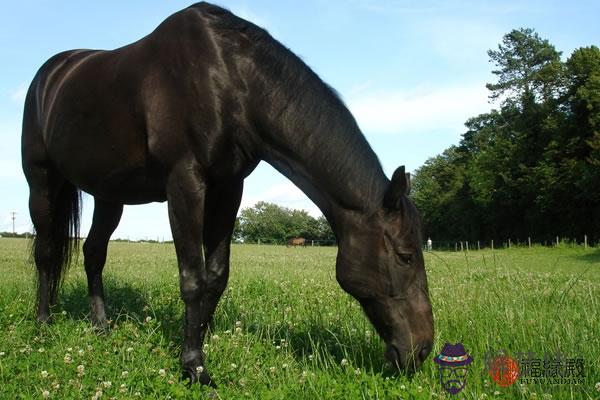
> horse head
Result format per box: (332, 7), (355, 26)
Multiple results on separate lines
(336, 165), (434, 371)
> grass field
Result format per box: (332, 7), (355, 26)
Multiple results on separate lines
(0, 238), (598, 399)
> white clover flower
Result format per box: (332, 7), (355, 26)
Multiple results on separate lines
(61, 310), (67, 316)
(122, 371), (129, 378)
(494, 391), (500, 396)
(77, 364), (85, 376)
(340, 359), (348, 366)
(92, 389), (103, 400)
(78, 349), (84, 356)
(400, 385), (406, 390)
(42, 390), (50, 398)
(158, 369), (166, 377)
(235, 321), (242, 327)
(145, 316), (152, 323)
(282, 363), (288, 369)
(126, 347), (133, 353)
(119, 384), (127, 393)
(235, 327), (242, 333)
(211, 335), (219, 341)
(224, 329), (231, 335)
(38, 347), (45, 353)
(595, 382), (600, 392)
(0, 352), (4, 356)
(63, 354), (73, 364)
(102, 381), (111, 388)
(275, 345), (281, 350)
(52, 383), (60, 390)
(354, 368), (361, 375)
(269, 366), (276, 373)
(230, 363), (237, 369)
(196, 366), (204, 374)
(41, 370), (49, 378)
(67, 347), (72, 352)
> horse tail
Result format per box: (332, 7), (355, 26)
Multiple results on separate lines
(29, 182), (82, 301)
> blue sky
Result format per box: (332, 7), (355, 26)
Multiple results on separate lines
(1, 1), (599, 239)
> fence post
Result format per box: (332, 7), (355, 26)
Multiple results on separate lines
(455, 242), (458, 252)
(477, 240), (480, 251)
(508, 238), (511, 249)
(584, 235), (588, 249)
(528, 237), (531, 248)
(556, 236), (559, 247)
(465, 241), (469, 251)
(491, 239), (494, 250)
(460, 242), (464, 252)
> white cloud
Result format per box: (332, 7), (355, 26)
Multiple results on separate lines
(10, 82), (28, 104)
(347, 84), (490, 135)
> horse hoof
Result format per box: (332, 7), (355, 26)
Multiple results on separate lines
(183, 368), (216, 387)
(36, 313), (52, 324)
(92, 318), (110, 331)
(92, 321), (110, 335)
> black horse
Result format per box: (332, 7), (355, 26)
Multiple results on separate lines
(22, 2), (433, 385)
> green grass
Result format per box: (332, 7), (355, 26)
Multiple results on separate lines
(0, 238), (598, 399)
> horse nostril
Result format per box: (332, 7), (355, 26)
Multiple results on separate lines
(419, 343), (432, 362)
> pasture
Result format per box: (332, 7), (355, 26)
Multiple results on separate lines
(0, 238), (598, 399)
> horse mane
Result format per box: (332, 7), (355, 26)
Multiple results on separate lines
(192, 2), (388, 211)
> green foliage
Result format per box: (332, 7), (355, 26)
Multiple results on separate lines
(1, 238), (598, 398)
(236, 202), (335, 245)
(413, 28), (600, 242)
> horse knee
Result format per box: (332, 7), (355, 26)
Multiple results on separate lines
(179, 274), (204, 302)
(206, 268), (228, 297)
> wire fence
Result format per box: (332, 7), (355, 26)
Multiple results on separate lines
(424, 235), (596, 252)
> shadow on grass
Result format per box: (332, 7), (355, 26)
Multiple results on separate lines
(57, 278), (184, 347)
(215, 299), (406, 379)
(57, 280), (412, 381)
(574, 247), (600, 264)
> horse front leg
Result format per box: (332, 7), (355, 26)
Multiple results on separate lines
(166, 161), (213, 386)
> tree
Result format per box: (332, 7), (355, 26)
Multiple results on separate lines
(412, 29), (600, 243)
(486, 28), (563, 107)
(235, 202), (335, 244)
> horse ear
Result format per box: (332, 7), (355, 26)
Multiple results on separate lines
(384, 165), (410, 210)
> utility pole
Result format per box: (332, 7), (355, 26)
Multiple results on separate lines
(10, 211), (16, 234)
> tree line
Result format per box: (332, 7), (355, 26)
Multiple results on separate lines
(233, 201), (335, 245)
(412, 28), (600, 243)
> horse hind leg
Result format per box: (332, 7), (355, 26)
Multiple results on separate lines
(83, 199), (123, 329)
(26, 165), (81, 323)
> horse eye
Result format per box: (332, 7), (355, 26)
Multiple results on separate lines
(398, 253), (413, 265)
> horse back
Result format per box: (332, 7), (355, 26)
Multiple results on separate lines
(23, 3), (261, 203)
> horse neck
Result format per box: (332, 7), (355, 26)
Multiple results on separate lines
(250, 73), (388, 234)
